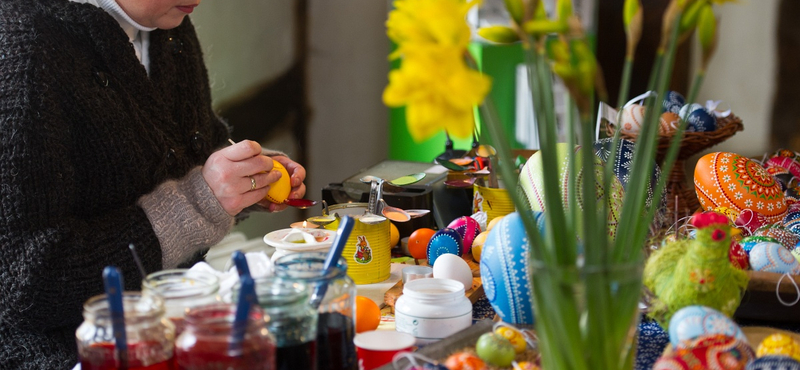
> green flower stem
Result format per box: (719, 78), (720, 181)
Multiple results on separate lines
(617, 56), (635, 108)
(686, 70), (706, 107)
(646, 52), (664, 92)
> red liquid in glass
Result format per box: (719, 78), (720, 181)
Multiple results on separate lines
(316, 312), (356, 370)
(80, 342), (174, 370)
(276, 341), (317, 370)
(175, 338), (275, 370)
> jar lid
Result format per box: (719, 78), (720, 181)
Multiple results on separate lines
(402, 277), (465, 300)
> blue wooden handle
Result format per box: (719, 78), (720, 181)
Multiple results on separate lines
(230, 275), (256, 354)
(232, 250), (251, 277)
(102, 266), (128, 369)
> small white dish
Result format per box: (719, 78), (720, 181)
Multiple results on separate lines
(263, 228), (337, 252)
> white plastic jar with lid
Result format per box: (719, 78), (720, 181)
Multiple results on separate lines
(394, 277), (472, 344)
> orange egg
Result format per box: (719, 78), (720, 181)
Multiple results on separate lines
(694, 152), (787, 224)
(408, 228), (436, 260)
(355, 296), (381, 333)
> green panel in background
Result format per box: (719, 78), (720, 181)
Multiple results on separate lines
(388, 41), (526, 162)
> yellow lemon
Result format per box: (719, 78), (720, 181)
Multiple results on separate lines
(389, 223), (400, 248)
(265, 160), (291, 204)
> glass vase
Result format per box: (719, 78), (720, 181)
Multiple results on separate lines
(530, 261), (643, 370)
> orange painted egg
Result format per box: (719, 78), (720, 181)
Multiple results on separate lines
(659, 112), (681, 135)
(694, 152), (788, 225)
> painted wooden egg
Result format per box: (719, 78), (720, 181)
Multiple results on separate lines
(784, 211), (800, 235)
(663, 90), (686, 114)
(747, 355), (800, 370)
(480, 212), (543, 325)
(768, 154), (800, 180)
(668, 305), (747, 347)
(427, 228), (462, 266)
(749, 241), (800, 274)
(447, 216), (481, 255)
(654, 334), (753, 370)
(757, 333), (800, 361)
(593, 138), (662, 209)
(620, 104), (646, 135)
(754, 224), (800, 251)
(660, 112), (681, 135)
(735, 209), (768, 235)
(694, 152), (788, 225)
(679, 103), (717, 132)
(740, 235), (779, 255)
(520, 143), (625, 238)
(729, 240), (749, 270)
(444, 352), (487, 370)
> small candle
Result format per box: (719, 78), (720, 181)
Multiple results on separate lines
(290, 220), (319, 229)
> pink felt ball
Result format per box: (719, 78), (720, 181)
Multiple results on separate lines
(447, 216), (482, 255)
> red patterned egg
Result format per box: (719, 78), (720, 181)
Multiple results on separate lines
(729, 240), (749, 270)
(620, 104), (646, 135)
(695, 152), (788, 225)
(768, 153), (800, 179)
(447, 216), (481, 255)
(754, 224), (800, 251)
(653, 334), (754, 370)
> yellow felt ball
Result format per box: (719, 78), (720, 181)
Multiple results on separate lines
(494, 326), (526, 353)
(472, 231), (488, 262)
(389, 223), (400, 248)
(265, 160), (291, 204)
(757, 333), (800, 361)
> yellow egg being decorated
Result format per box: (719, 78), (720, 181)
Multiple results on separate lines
(757, 333), (800, 361)
(471, 231), (488, 262)
(494, 326), (526, 353)
(265, 160), (291, 204)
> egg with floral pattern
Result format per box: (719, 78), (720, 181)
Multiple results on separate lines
(663, 91), (686, 114)
(654, 334), (754, 370)
(668, 305), (747, 347)
(593, 138), (662, 210)
(749, 242), (800, 274)
(784, 211), (800, 235)
(480, 212), (544, 325)
(729, 240), (749, 270)
(426, 228), (462, 266)
(754, 224), (800, 251)
(747, 355), (800, 370)
(757, 333), (800, 361)
(695, 152), (788, 225)
(680, 103), (717, 132)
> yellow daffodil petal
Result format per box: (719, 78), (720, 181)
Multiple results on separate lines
(478, 26), (521, 44)
(503, 0), (525, 24)
(523, 19), (569, 36)
(697, 3), (716, 52)
(387, 0), (476, 49)
(623, 0), (641, 28)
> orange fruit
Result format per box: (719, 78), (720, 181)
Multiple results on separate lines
(355, 296), (381, 333)
(408, 228), (436, 260)
(265, 160), (291, 204)
(389, 223), (400, 248)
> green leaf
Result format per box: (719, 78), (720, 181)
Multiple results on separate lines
(556, 0), (574, 21)
(503, 0), (525, 24)
(477, 26), (521, 44)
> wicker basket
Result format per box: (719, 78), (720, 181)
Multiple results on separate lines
(606, 113), (744, 219)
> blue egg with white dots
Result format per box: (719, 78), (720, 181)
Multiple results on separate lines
(662, 91), (685, 114)
(679, 103), (717, 132)
(784, 211), (800, 235)
(426, 228), (462, 266)
(747, 355), (800, 370)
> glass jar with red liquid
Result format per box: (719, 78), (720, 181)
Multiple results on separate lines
(231, 277), (319, 370)
(274, 252), (357, 370)
(76, 292), (175, 370)
(174, 303), (275, 370)
(142, 269), (220, 336)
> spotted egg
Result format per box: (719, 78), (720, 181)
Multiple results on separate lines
(747, 355), (800, 370)
(620, 104), (646, 135)
(749, 241), (800, 274)
(520, 143), (625, 238)
(663, 90), (686, 114)
(668, 305), (747, 347)
(447, 216), (481, 255)
(426, 228), (462, 266)
(757, 333), (800, 362)
(480, 212), (544, 325)
(740, 235), (779, 255)
(754, 224), (800, 251)
(694, 152), (788, 225)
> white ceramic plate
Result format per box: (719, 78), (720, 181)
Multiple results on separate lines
(262, 228), (337, 252)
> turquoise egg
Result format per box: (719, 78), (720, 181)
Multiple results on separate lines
(749, 241), (800, 274)
(426, 228), (462, 266)
(668, 305), (746, 347)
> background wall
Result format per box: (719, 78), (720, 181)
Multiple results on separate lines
(189, 0), (778, 239)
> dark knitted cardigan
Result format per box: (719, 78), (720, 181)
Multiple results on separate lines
(0, 0), (231, 368)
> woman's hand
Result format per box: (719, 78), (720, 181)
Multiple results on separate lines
(201, 140), (281, 216)
(259, 156), (308, 212)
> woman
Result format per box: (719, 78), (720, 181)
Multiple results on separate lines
(0, 0), (307, 368)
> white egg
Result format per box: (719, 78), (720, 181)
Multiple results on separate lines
(432, 253), (473, 291)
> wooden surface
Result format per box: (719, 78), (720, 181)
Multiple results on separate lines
(734, 271), (800, 323)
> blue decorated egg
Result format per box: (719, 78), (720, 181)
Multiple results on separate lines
(679, 103), (717, 132)
(480, 212), (544, 325)
(447, 216), (482, 255)
(427, 228), (462, 266)
(784, 212), (800, 235)
(747, 355), (800, 370)
(668, 305), (746, 347)
(663, 90), (686, 114)
(519, 143), (625, 238)
(749, 241), (800, 274)
(740, 235), (779, 255)
(593, 138), (663, 209)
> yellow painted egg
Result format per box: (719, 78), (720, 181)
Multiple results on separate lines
(471, 231), (488, 262)
(694, 152), (788, 225)
(494, 326), (527, 353)
(487, 215), (504, 231)
(757, 333), (800, 361)
(265, 160), (291, 204)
